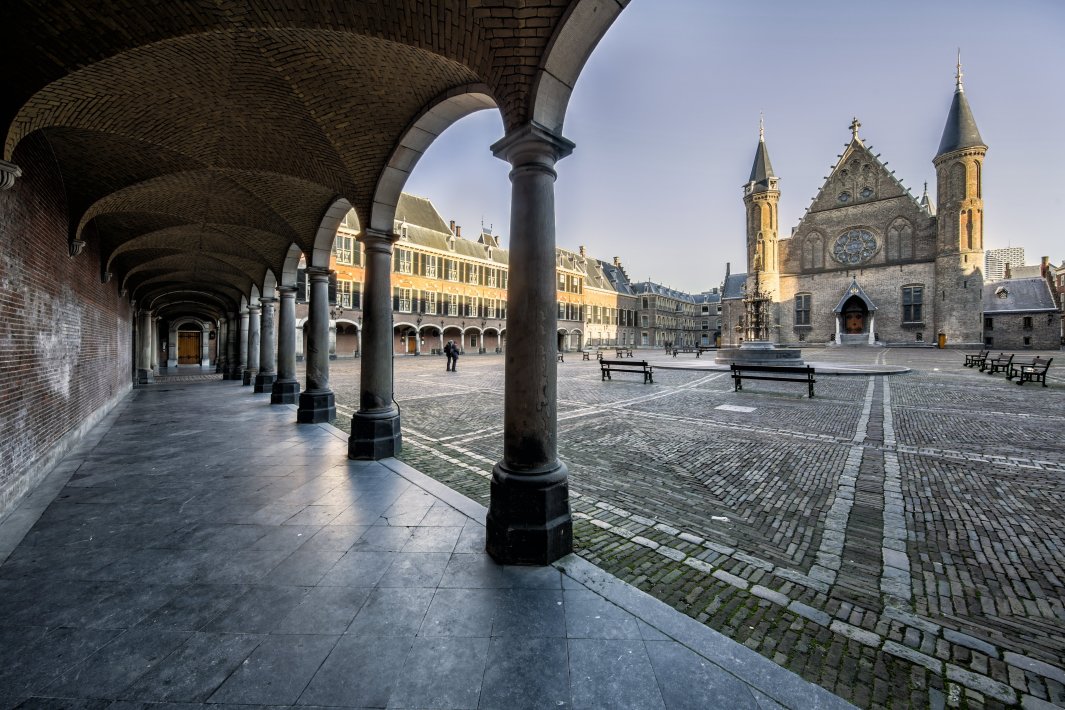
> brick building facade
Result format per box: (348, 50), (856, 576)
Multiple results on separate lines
(743, 68), (988, 348)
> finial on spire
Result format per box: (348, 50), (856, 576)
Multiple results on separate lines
(956, 48), (963, 92)
(849, 117), (861, 140)
(923, 181), (928, 195)
(759, 112), (764, 141)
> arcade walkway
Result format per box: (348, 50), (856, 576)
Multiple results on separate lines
(0, 381), (851, 709)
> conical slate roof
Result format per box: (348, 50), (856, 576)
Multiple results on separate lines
(748, 138), (776, 192)
(937, 83), (984, 156)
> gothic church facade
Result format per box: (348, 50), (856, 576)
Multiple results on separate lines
(745, 65), (986, 347)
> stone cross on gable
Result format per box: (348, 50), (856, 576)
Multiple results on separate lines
(850, 117), (861, 139)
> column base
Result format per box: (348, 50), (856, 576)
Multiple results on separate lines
(297, 390), (335, 423)
(486, 461), (572, 565)
(242, 370), (255, 386)
(271, 379), (300, 405)
(253, 372), (276, 393)
(136, 368), (154, 385)
(348, 409), (402, 460)
(215, 362), (225, 374)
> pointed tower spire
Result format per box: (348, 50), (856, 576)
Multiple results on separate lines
(747, 115), (776, 193)
(937, 52), (984, 156)
(920, 181), (936, 216)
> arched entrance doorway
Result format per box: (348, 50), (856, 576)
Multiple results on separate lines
(177, 325), (202, 364)
(841, 295), (868, 334)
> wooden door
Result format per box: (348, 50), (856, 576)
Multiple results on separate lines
(178, 331), (201, 364)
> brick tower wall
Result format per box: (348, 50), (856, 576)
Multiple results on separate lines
(0, 133), (133, 518)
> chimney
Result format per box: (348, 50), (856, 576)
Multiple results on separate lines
(1004, 262), (1012, 279)
(1042, 256), (1050, 277)
(449, 220), (455, 233)
(613, 256), (621, 267)
(579, 245), (586, 258)
(455, 225), (462, 238)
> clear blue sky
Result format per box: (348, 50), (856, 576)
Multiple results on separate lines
(404, 0), (1065, 294)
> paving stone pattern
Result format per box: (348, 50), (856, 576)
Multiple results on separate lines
(0, 378), (855, 709)
(329, 347), (1065, 709)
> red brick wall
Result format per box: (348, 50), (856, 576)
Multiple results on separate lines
(0, 133), (133, 516)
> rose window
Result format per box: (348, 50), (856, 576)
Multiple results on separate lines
(831, 229), (878, 265)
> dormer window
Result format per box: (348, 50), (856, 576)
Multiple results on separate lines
(995, 286), (1009, 299)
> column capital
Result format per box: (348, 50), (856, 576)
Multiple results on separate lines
(277, 285), (298, 296)
(305, 266), (332, 281)
(259, 296), (278, 305)
(360, 229), (398, 254)
(247, 303), (262, 314)
(0, 159), (22, 191)
(491, 121), (575, 168)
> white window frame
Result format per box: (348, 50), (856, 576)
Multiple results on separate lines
(398, 250), (413, 275)
(426, 256), (438, 278)
(399, 288), (412, 313)
(448, 294), (459, 316)
(338, 280), (353, 308)
(425, 291), (437, 315)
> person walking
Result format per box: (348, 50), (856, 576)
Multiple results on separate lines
(451, 340), (460, 372)
(444, 339), (455, 371)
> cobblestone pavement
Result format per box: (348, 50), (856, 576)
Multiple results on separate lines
(321, 346), (1065, 709)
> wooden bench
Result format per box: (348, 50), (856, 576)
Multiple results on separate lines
(1009, 357), (1053, 387)
(671, 347), (696, 357)
(983, 353), (1013, 375)
(731, 363), (816, 398)
(697, 346), (715, 357)
(601, 359), (653, 384)
(964, 349), (989, 368)
(557, 352), (564, 363)
(615, 348), (634, 358)
(582, 351), (591, 361)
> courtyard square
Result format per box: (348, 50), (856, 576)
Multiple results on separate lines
(326, 347), (1065, 709)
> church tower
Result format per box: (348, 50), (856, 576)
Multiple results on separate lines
(743, 117), (781, 340)
(933, 55), (986, 346)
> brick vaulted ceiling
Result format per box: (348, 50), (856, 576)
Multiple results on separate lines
(1, 0), (624, 314)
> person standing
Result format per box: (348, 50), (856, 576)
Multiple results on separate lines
(444, 339), (455, 372)
(451, 340), (460, 372)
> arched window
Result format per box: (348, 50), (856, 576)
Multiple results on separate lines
(889, 218), (913, 261)
(950, 163), (966, 202)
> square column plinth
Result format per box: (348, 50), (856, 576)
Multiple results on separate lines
(297, 390), (335, 424)
(349, 411), (402, 460)
(486, 462), (572, 566)
(253, 373), (276, 393)
(270, 380), (300, 405)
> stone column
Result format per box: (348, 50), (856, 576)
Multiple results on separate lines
(151, 317), (161, 374)
(226, 311), (241, 380)
(349, 230), (401, 459)
(329, 321), (337, 360)
(243, 304), (260, 386)
(136, 310), (154, 384)
(254, 297), (278, 393)
(297, 267), (336, 422)
(271, 286), (301, 404)
(486, 123), (574, 565)
(167, 323), (178, 368)
(237, 308), (250, 378)
(834, 314), (841, 345)
(868, 313), (876, 345)
(216, 318), (227, 373)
